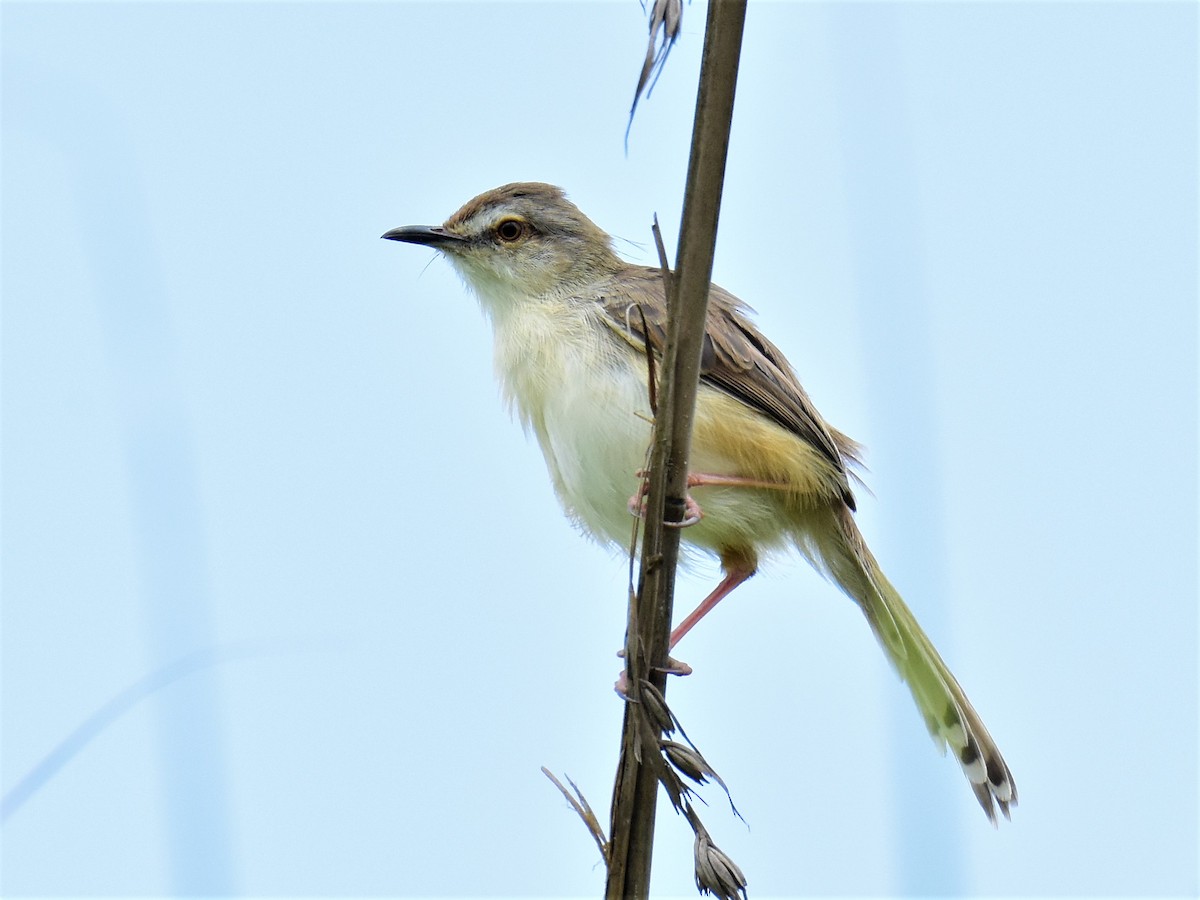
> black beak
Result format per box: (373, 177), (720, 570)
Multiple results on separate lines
(380, 225), (467, 246)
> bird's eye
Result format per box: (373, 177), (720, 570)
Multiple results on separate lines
(495, 219), (525, 243)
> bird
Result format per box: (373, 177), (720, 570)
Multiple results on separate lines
(382, 181), (1017, 823)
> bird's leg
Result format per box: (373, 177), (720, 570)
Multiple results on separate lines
(681, 472), (793, 492)
(669, 563), (756, 650)
(614, 555), (756, 696)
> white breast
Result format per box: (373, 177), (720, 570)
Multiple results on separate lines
(491, 299), (653, 548)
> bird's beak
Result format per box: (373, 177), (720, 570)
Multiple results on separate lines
(380, 225), (467, 247)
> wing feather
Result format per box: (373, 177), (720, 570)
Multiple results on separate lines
(591, 266), (859, 507)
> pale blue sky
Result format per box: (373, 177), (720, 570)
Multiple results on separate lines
(2, 2), (1196, 897)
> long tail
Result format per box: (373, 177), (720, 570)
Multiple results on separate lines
(797, 505), (1017, 823)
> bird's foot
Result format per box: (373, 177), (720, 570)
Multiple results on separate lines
(613, 652), (693, 697)
(627, 469), (794, 526)
(626, 481), (704, 527)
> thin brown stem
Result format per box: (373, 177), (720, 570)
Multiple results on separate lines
(605, 2), (748, 897)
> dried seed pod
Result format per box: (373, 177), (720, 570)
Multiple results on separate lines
(694, 829), (748, 900)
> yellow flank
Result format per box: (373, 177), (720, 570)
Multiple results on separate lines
(692, 387), (847, 507)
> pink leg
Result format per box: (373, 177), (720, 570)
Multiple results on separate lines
(668, 564), (756, 650)
(684, 472), (790, 492)
(614, 556), (756, 695)
(633, 470), (791, 493)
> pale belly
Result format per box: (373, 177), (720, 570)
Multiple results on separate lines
(495, 314), (794, 559)
(530, 349), (654, 548)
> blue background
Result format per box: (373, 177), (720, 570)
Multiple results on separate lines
(3, 2), (1196, 896)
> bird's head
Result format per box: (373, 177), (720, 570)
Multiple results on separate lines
(382, 183), (623, 314)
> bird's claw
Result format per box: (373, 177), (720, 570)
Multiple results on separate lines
(666, 495), (703, 528)
(614, 653), (694, 697)
(627, 484), (704, 528)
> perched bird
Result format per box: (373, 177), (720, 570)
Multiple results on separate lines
(383, 182), (1016, 822)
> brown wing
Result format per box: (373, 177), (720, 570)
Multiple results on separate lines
(594, 266), (859, 508)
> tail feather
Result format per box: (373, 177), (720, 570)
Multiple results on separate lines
(796, 506), (1018, 823)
